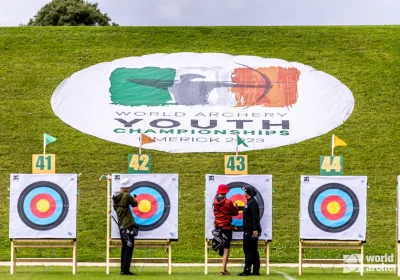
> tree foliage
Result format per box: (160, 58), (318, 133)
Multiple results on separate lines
(28, 0), (118, 26)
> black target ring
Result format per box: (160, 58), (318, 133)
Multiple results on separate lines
(17, 181), (69, 231)
(308, 183), (359, 233)
(226, 181), (265, 232)
(128, 181), (170, 231)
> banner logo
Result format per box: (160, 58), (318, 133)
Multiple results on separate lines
(51, 53), (354, 153)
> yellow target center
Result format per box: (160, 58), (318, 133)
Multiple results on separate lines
(327, 201), (340, 214)
(36, 199), (50, 212)
(138, 200), (152, 213)
(235, 200), (245, 212)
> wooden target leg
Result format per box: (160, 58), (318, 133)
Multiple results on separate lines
(106, 178), (110, 275)
(360, 243), (364, 276)
(168, 241), (172, 275)
(72, 240), (77, 274)
(204, 240), (208, 275)
(298, 240), (302, 276)
(266, 241), (270, 275)
(10, 240), (16, 274)
(397, 243), (400, 277)
(106, 238), (110, 274)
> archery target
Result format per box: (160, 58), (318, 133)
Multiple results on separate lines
(128, 181), (170, 231)
(111, 174), (178, 240)
(225, 182), (265, 231)
(300, 176), (367, 241)
(205, 175), (272, 241)
(9, 174), (77, 239)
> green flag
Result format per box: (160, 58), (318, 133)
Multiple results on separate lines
(237, 135), (248, 147)
(44, 133), (57, 146)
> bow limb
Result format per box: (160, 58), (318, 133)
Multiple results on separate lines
(236, 63), (273, 107)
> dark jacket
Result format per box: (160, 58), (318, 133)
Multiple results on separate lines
(242, 197), (261, 233)
(213, 196), (239, 230)
(112, 192), (138, 229)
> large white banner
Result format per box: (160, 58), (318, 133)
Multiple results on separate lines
(51, 53), (354, 153)
(300, 176), (367, 241)
(205, 174), (272, 241)
(111, 174), (178, 240)
(9, 174), (77, 239)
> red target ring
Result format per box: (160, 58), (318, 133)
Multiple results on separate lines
(230, 193), (246, 220)
(132, 194), (158, 219)
(30, 194), (56, 218)
(321, 195), (347, 220)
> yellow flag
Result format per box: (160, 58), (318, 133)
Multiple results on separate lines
(333, 135), (347, 148)
(141, 133), (156, 145)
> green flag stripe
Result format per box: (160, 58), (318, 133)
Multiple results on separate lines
(237, 135), (248, 147)
(45, 134), (57, 146)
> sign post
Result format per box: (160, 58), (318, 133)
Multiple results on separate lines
(32, 154), (56, 174)
(320, 156), (343, 176)
(128, 154), (151, 174)
(224, 155), (248, 175)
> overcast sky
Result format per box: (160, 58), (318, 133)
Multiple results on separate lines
(0, 0), (399, 26)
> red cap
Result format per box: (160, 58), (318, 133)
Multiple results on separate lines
(216, 184), (229, 194)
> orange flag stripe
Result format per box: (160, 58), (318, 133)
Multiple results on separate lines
(141, 133), (156, 145)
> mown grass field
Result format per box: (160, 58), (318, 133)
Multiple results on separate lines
(0, 266), (398, 279)
(0, 26), (400, 264)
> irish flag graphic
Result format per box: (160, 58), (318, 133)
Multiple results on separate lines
(109, 66), (300, 108)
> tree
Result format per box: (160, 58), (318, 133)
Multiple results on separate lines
(28, 0), (118, 26)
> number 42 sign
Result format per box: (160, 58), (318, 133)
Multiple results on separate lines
(320, 156), (343, 176)
(128, 154), (151, 174)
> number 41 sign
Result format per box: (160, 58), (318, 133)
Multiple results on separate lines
(320, 156), (343, 176)
(32, 154), (56, 174)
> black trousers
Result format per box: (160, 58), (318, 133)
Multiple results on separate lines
(243, 232), (260, 274)
(120, 229), (135, 274)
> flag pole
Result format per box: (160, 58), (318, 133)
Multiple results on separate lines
(139, 136), (142, 155)
(43, 134), (46, 155)
(331, 134), (334, 156)
(236, 137), (239, 156)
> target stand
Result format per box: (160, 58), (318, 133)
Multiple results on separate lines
(298, 239), (364, 276)
(9, 172), (78, 275)
(10, 239), (77, 274)
(298, 175), (367, 276)
(204, 239), (270, 275)
(105, 177), (174, 275)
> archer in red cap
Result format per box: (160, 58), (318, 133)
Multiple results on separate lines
(216, 184), (229, 194)
(213, 184), (240, 275)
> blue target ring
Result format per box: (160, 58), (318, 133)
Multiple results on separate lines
(128, 181), (170, 231)
(226, 182), (264, 232)
(17, 181), (69, 231)
(308, 183), (359, 233)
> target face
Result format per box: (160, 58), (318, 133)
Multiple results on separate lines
(308, 183), (359, 233)
(17, 181), (69, 231)
(128, 181), (170, 231)
(226, 182), (264, 231)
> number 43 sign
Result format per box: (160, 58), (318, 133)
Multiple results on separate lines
(224, 155), (248, 175)
(320, 156), (343, 176)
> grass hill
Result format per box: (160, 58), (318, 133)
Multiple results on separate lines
(0, 26), (399, 263)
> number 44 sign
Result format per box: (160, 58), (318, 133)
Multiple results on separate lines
(224, 155), (248, 175)
(32, 154), (56, 174)
(320, 156), (343, 176)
